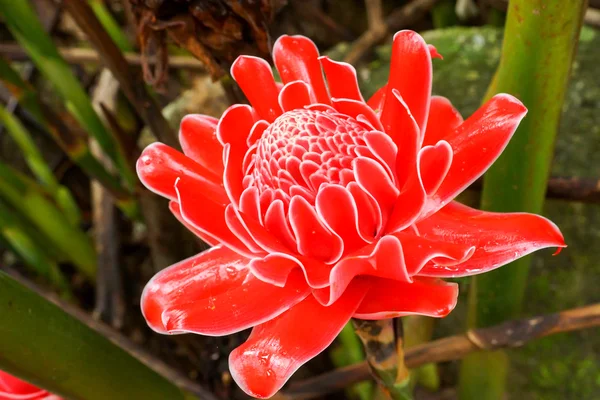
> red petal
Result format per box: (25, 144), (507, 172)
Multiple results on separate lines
(264, 200), (297, 251)
(315, 184), (367, 255)
(354, 277), (458, 319)
(229, 281), (369, 399)
(278, 80), (314, 112)
(330, 98), (384, 131)
(380, 30), (432, 135)
(249, 252), (331, 289)
(141, 246), (310, 335)
(385, 89), (420, 189)
(422, 96), (463, 147)
(179, 114), (224, 176)
(419, 140), (453, 195)
(169, 201), (219, 246)
(231, 56), (282, 122)
(354, 156), (399, 222)
(347, 182), (382, 241)
(175, 175), (253, 257)
(312, 235), (409, 306)
(319, 56), (363, 101)
(137, 143), (225, 203)
(416, 201), (566, 277)
(428, 44), (443, 60)
(363, 131), (398, 179)
(224, 205), (265, 254)
(423, 94), (527, 217)
(0, 371), (47, 399)
(273, 35), (330, 104)
(288, 196), (343, 263)
(367, 85), (386, 111)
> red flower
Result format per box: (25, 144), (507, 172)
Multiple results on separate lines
(137, 31), (565, 398)
(0, 370), (60, 400)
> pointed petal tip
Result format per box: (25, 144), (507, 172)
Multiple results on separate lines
(490, 93), (528, 117)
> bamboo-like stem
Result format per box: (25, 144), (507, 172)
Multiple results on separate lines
(278, 303), (600, 400)
(460, 1), (588, 399)
(353, 319), (412, 400)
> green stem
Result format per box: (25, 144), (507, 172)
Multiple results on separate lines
(331, 323), (373, 400)
(88, 0), (133, 52)
(0, 271), (199, 400)
(459, 1), (588, 399)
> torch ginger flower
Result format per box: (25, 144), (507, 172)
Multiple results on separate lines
(0, 370), (60, 400)
(137, 31), (565, 398)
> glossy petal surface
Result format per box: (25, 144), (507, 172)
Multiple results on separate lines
(229, 281), (369, 398)
(0, 370), (55, 400)
(416, 201), (566, 277)
(141, 246), (310, 335)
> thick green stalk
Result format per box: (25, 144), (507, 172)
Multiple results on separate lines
(0, 56), (139, 219)
(0, 162), (96, 280)
(459, 1), (587, 399)
(0, 105), (81, 226)
(403, 316), (439, 391)
(0, 271), (197, 400)
(0, 199), (70, 296)
(0, 0), (136, 189)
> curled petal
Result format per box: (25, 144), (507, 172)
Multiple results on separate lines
(315, 184), (367, 255)
(423, 94), (527, 217)
(248, 252), (331, 289)
(363, 131), (398, 180)
(313, 235), (409, 306)
(137, 143), (225, 203)
(217, 104), (256, 148)
(169, 201), (219, 246)
(264, 200), (297, 251)
(229, 280), (369, 399)
(367, 85), (386, 112)
(319, 56), (363, 101)
(422, 96), (463, 147)
(419, 140), (453, 195)
(224, 205), (265, 254)
(354, 277), (459, 319)
(273, 35), (330, 104)
(288, 196), (344, 263)
(278, 80), (314, 112)
(330, 98), (384, 131)
(179, 115), (224, 176)
(231, 56), (282, 122)
(347, 182), (382, 241)
(381, 30), (432, 134)
(416, 201), (566, 277)
(176, 176), (252, 257)
(428, 44), (443, 59)
(386, 89), (420, 189)
(354, 157), (399, 222)
(141, 245), (310, 335)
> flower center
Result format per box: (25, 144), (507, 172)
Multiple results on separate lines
(246, 109), (372, 204)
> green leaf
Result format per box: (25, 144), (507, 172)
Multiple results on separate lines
(0, 104), (81, 226)
(0, 162), (96, 280)
(0, 0), (136, 189)
(0, 271), (198, 400)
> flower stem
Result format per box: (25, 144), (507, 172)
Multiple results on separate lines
(353, 318), (412, 400)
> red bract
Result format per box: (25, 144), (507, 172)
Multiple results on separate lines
(138, 31), (565, 398)
(0, 370), (60, 400)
